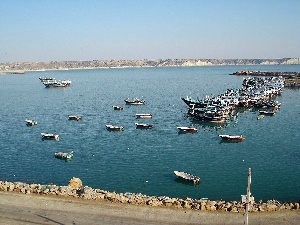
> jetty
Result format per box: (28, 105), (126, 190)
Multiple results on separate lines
(231, 70), (300, 87)
(231, 70), (300, 77)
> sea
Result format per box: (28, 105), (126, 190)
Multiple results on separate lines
(0, 65), (299, 202)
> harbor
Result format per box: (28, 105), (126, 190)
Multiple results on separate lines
(0, 65), (299, 203)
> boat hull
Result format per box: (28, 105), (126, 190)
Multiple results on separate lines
(174, 171), (200, 184)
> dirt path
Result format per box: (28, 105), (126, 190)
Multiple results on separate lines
(0, 192), (299, 225)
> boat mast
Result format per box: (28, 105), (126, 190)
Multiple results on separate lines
(244, 168), (252, 225)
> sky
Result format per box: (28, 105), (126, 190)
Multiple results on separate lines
(0, 0), (299, 63)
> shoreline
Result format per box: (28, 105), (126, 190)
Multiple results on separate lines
(1, 179), (299, 214)
(1, 58), (299, 74)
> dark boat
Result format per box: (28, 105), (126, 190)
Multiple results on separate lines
(106, 125), (124, 131)
(68, 115), (82, 121)
(258, 110), (276, 116)
(113, 105), (124, 110)
(41, 133), (59, 141)
(135, 123), (153, 129)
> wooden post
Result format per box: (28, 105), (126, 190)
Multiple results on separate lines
(244, 168), (252, 225)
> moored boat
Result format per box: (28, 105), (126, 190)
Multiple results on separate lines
(54, 151), (73, 160)
(43, 79), (71, 88)
(219, 134), (245, 142)
(124, 98), (145, 105)
(177, 126), (198, 133)
(258, 110), (276, 116)
(113, 105), (124, 110)
(25, 119), (37, 126)
(68, 115), (82, 121)
(41, 133), (59, 141)
(39, 77), (55, 82)
(106, 125), (124, 131)
(136, 113), (152, 119)
(174, 170), (200, 184)
(135, 123), (153, 129)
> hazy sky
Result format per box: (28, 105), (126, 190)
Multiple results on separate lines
(1, 0), (299, 62)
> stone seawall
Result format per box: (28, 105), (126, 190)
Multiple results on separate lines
(0, 179), (299, 213)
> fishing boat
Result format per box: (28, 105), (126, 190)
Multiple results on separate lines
(54, 151), (73, 160)
(68, 115), (82, 121)
(177, 126), (198, 133)
(135, 123), (153, 129)
(174, 170), (200, 184)
(219, 134), (245, 142)
(124, 98), (145, 105)
(41, 133), (59, 141)
(136, 113), (152, 119)
(25, 119), (37, 126)
(106, 125), (124, 131)
(113, 105), (123, 110)
(39, 77), (55, 82)
(258, 110), (276, 116)
(43, 80), (71, 88)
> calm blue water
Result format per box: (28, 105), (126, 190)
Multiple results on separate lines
(0, 65), (299, 202)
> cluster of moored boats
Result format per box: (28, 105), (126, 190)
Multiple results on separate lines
(39, 77), (71, 88)
(181, 76), (283, 138)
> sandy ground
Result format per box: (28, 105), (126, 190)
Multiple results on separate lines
(0, 192), (299, 225)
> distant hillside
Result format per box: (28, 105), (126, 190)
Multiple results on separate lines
(0, 58), (299, 72)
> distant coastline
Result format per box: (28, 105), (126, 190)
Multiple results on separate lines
(0, 58), (299, 74)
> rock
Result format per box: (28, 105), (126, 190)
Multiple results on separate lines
(68, 177), (82, 189)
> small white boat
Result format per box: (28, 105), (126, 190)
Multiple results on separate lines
(219, 134), (245, 142)
(54, 151), (73, 160)
(43, 80), (71, 88)
(136, 113), (152, 119)
(135, 123), (153, 129)
(68, 115), (82, 121)
(41, 133), (60, 141)
(177, 126), (198, 133)
(25, 119), (37, 126)
(124, 98), (145, 105)
(174, 171), (200, 184)
(106, 125), (124, 131)
(113, 105), (124, 110)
